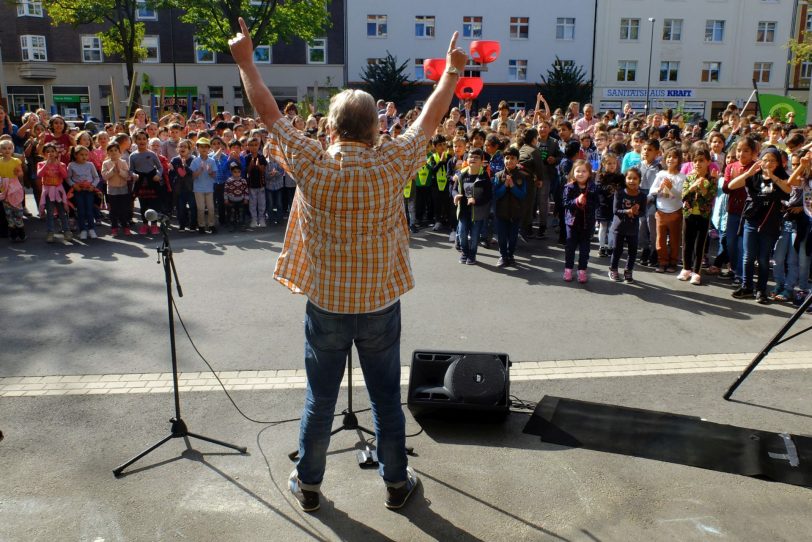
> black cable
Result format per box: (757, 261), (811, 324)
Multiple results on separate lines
(509, 395), (538, 412)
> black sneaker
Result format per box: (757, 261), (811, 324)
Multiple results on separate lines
(409, 224), (419, 233)
(385, 466), (419, 510)
(198, 227), (206, 234)
(756, 291), (770, 305)
(624, 270), (634, 283)
(289, 470), (320, 512)
(608, 269), (621, 282)
(732, 287), (754, 299)
(208, 226), (217, 234)
(496, 257), (507, 268)
(459, 255), (468, 264)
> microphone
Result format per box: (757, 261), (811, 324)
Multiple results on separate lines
(144, 209), (171, 223)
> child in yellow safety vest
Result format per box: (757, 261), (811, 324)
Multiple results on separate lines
(414, 138), (436, 227)
(428, 134), (452, 232)
(403, 141), (431, 233)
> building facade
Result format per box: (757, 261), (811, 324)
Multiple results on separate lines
(345, 0), (596, 111)
(593, 0), (797, 121)
(1, 0), (346, 121)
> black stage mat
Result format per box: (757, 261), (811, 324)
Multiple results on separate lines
(523, 396), (811, 487)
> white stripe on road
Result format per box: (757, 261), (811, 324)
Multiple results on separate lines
(1, 351), (810, 397)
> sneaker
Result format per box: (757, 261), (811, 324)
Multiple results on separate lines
(198, 227), (206, 234)
(46, 231), (55, 243)
(756, 290), (770, 305)
(208, 226), (217, 234)
(608, 269), (621, 282)
(665, 266), (677, 273)
(577, 270), (588, 284)
(385, 466), (419, 510)
(677, 269), (692, 281)
(563, 268), (574, 282)
(410, 224), (420, 233)
(508, 257), (516, 266)
(63, 230), (73, 242)
(138, 224), (149, 235)
(793, 290), (810, 307)
(124, 228), (133, 236)
(79, 230), (88, 240)
(465, 258), (477, 265)
(655, 266), (666, 273)
(623, 270), (634, 283)
(773, 289), (793, 303)
(88, 229), (98, 239)
(288, 470), (320, 512)
(732, 277), (742, 286)
(598, 247), (607, 257)
(496, 257), (507, 268)
(432, 223), (442, 232)
(459, 255), (468, 264)
(536, 231), (547, 239)
(689, 273), (701, 286)
(732, 287), (754, 299)
(111, 227), (119, 236)
(150, 224), (160, 235)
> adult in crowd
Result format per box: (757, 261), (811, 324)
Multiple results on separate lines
(574, 103), (598, 137)
(229, 17), (467, 512)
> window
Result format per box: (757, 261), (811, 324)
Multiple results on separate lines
(801, 62), (812, 80)
(233, 86), (243, 99)
(753, 62), (772, 83)
(705, 20), (725, 42)
(662, 19), (682, 41)
(81, 35), (102, 63)
(556, 18), (575, 40)
(617, 60), (637, 82)
(17, 0), (43, 17)
(659, 61), (679, 82)
(756, 21), (776, 43)
(141, 36), (159, 63)
(806, 13), (812, 32)
(620, 18), (640, 40)
(510, 17), (529, 39)
(307, 38), (326, 64)
(415, 58), (425, 80)
(253, 45), (271, 64)
(415, 16), (435, 38)
(208, 86), (224, 99)
(508, 59), (528, 81)
(701, 62), (721, 82)
(463, 58), (487, 77)
(194, 40), (215, 64)
(136, 0), (157, 20)
(462, 16), (483, 38)
(367, 15), (387, 38)
(20, 35), (47, 62)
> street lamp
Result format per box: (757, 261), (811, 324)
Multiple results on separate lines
(645, 17), (656, 115)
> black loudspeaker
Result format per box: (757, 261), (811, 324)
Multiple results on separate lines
(407, 350), (511, 418)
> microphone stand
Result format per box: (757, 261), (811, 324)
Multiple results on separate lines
(113, 220), (246, 477)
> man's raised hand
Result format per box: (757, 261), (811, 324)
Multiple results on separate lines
(446, 32), (467, 73)
(228, 17), (254, 67)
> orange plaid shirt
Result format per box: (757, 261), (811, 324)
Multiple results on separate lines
(269, 118), (428, 314)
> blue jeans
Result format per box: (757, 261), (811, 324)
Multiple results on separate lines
(457, 216), (484, 261)
(44, 197), (69, 233)
(297, 300), (407, 489)
(725, 213), (743, 280)
(495, 218), (519, 259)
(773, 222), (798, 291)
(265, 188), (284, 222)
(75, 191), (95, 231)
(565, 224), (592, 270)
(743, 221), (777, 293)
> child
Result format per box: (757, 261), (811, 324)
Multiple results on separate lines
(562, 159), (599, 282)
(621, 131), (645, 173)
(414, 141), (434, 227)
(649, 148), (686, 273)
(264, 145), (285, 226)
(722, 137), (758, 284)
(427, 134), (451, 231)
(452, 148), (492, 265)
(169, 139), (197, 231)
(242, 136), (267, 228)
(557, 141), (582, 244)
(224, 161), (249, 231)
(67, 145), (101, 239)
(190, 137), (218, 234)
(596, 152), (624, 257)
(637, 139), (662, 267)
(0, 140), (26, 241)
(129, 130), (164, 235)
(493, 146), (529, 267)
(679, 149), (718, 285)
(609, 167), (647, 282)
(101, 142), (133, 236)
(37, 143), (71, 243)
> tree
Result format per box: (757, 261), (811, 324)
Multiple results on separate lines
(537, 57), (593, 112)
(43, 0), (149, 107)
(360, 52), (418, 108)
(177, 0), (332, 114)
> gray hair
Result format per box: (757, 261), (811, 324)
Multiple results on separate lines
(327, 89), (378, 146)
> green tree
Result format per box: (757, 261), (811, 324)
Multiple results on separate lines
(360, 52), (418, 108)
(537, 57), (593, 112)
(176, 0), (332, 114)
(42, 0), (149, 99)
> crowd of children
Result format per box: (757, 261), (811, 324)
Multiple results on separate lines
(2, 97), (811, 308)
